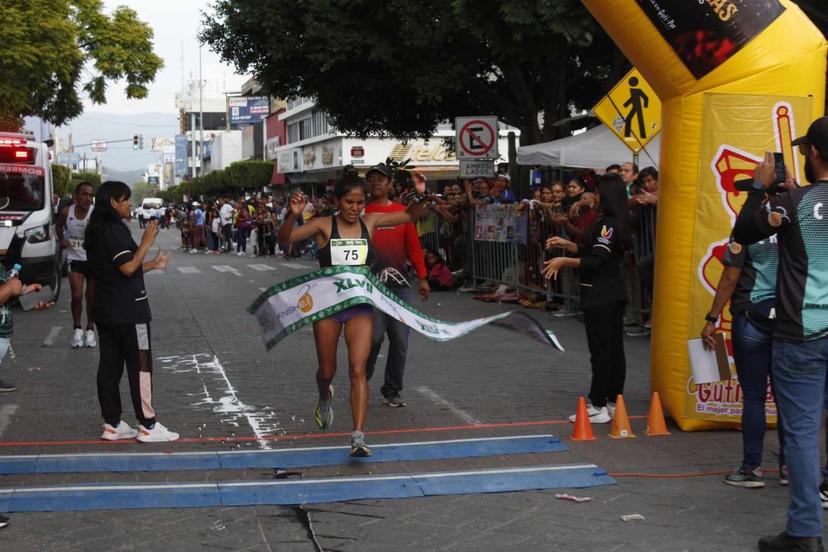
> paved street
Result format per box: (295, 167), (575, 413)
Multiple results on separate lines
(0, 223), (809, 551)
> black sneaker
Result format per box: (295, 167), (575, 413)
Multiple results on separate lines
(0, 513), (8, 529)
(724, 466), (765, 488)
(758, 532), (824, 552)
(382, 392), (406, 408)
(779, 465), (788, 486)
(0, 380), (16, 393)
(819, 482), (828, 509)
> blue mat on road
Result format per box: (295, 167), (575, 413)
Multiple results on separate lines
(0, 464), (616, 512)
(0, 435), (566, 474)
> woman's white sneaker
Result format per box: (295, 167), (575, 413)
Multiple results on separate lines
(136, 422), (180, 443)
(71, 328), (84, 348)
(84, 329), (96, 348)
(101, 421), (139, 441)
(568, 403), (612, 424)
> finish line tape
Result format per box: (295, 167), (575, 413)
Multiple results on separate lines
(0, 464), (615, 512)
(0, 434), (565, 475)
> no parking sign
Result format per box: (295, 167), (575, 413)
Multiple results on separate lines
(455, 116), (499, 160)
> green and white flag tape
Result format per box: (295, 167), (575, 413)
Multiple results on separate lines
(248, 266), (564, 352)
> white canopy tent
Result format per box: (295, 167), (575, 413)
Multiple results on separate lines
(516, 125), (660, 169)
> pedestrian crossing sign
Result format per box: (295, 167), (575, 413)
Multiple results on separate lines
(592, 68), (662, 153)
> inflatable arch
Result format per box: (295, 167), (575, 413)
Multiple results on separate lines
(581, 1), (827, 430)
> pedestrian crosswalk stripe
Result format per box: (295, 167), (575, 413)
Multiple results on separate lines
(281, 262), (306, 269)
(177, 266), (202, 274)
(248, 264), (276, 271)
(212, 265), (242, 276)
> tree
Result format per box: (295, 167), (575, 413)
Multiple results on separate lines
(0, 0), (163, 130)
(52, 164), (71, 198)
(130, 180), (155, 205)
(200, 0), (624, 145)
(69, 171), (101, 194)
(224, 161), (275, 191)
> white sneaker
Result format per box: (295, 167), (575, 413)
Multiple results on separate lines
(136, 422), (179, 443)
(607, 402), (616, 419)
(84, 329), (96, 348)
(101, 421), (138, 441)
(189, 248), (198, 253)
(71, 328), (84, 348)
(568, 402), (612, 424)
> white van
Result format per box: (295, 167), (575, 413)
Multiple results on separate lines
(141, 197), (164, 220)
(0, 132), (61, 300)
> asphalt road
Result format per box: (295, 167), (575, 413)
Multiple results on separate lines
(0, 222), (811, 551)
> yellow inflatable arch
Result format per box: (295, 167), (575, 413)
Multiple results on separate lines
(581, 1), (827, 430)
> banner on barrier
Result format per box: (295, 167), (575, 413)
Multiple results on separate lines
(686, 92), (812, 424)
(473, 205), (527, 244)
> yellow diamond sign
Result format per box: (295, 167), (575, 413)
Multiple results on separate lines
(592, 68), (662, 153)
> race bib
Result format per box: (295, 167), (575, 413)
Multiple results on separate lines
(70, 238), (84, 250)
(330, 239), (368, 266)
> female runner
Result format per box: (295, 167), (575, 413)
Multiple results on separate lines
(277, 174), (425, 456)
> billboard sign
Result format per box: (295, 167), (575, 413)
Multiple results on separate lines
(174, 134), (188, 177)
(227, 96), (270, 125)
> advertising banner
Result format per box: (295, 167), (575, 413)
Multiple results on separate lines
(228, 96), (270, 125)
(174, 134), (188, 177)
(474, 205), (528, 244)
(635, 0), (785, 78)
(685, 93), (812, 424)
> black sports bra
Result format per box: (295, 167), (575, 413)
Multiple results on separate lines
(317, 216), (376, 269)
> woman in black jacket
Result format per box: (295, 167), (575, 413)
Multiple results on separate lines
(85, 181), (177, 442)
(543, 173), (632, 424)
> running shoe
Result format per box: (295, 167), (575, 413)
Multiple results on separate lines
(382, 392), (406, 408)
(758, 532), (824, 552)
(625, 327), (651, 337)
(101, 421), (139, 441)
(136, 422), (180, 443)
(315, 385), (334, 430)
(819, 482), (828, 509)
(0, 379), (15, 393)
(724, 466), (765, 488)
(350, 431), (372, 457)
(0, 514), (8, 529)
(71, 328), (84, 348)
(568, 401), (611, 424)
(779, 465), (788, 486)
(84, 329), (96, 348)
(607, 402), (616, 419)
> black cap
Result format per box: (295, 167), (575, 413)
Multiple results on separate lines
(792, 116), (828, 153)
(365, 163), (392, 178)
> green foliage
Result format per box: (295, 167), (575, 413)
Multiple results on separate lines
(130, 180), (155, 205)
(201, 0), (624, 144)
(69, 171), (101, 195)
(223, 161), (274, 191)
(51, 164), (71, 198)
(158, 186), (181, 204)
(0, 0), (163, 129)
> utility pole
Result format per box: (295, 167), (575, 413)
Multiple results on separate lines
(199, 41), (204, 179)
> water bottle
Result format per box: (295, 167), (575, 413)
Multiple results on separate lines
(7, 263), (21, 280)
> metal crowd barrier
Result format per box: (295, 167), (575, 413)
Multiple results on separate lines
(417, 203), (657, 320)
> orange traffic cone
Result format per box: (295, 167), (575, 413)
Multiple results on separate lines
(571, 396), (597, 441)
(609, 395), (636, 439)
(644, 392), (671, 436)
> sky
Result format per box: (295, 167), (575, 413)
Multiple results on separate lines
(83, 0), (248, 115)
(57, 1), (249, 173)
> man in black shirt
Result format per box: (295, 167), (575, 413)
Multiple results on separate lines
(733, 117), (828, 552)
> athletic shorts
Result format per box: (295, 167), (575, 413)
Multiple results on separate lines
(69, 260), (90, 274)
(328, 304), (373, 324)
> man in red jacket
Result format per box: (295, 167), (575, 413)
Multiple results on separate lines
(365, 163), (430, 407)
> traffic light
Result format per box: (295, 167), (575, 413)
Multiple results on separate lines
(132, 134), (139, 150)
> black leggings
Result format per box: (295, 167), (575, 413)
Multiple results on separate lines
(582, 300), (626, 408)
(97, 322), (156, 428)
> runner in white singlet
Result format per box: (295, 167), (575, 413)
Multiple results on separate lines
(56, 182), (96, 348)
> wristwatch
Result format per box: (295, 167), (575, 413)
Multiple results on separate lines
(705, 313), (718, 324)
(751, 179), (766, 192)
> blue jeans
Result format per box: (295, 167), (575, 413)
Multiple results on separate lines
(366, 286), (411, 397)
(772, 336), (828, 537)
(731, 313), (785, 470)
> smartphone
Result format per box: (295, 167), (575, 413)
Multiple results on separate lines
(18, 286), (53, 311)
(772, 152), (786, 184)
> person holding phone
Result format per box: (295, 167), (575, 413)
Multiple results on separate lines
(277, 173), (425, 457)
(84, 181), (177, 443)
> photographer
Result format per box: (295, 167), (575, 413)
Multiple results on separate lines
(733, 117), (828, 552)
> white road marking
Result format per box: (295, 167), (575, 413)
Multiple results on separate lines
(0, 404), (17, 438)
(212, 265), (242, 277)
(414, 386), (481, 425)
(158, 353), (280, 449)
(248, 264), (276, 271)
(258, 287), (267, 292)
(281, 262), (306, 269)
(42, 326), (62, 347)
(177, 266), (202, 274)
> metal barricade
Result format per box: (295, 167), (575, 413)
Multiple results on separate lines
(630, 204), (657, 323)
